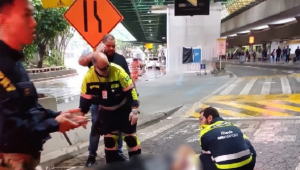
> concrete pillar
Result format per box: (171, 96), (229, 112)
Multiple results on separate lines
(166, 2), (222, 73)
(249, 45), (253, 52)
(271, 41), (280, 52)
(249, 45), (253, 62)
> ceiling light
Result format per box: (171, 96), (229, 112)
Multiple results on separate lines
(238, 30), (250, 34)
(251, 25), (269, 30)
(150, 29), (152, 31)
(150, 9), (167, 14)
(270, 18), (296, 24)
(149, 20), (151, 23)
(162, 37), (166, 39)
(147, 11), (150, 13)
(227, 34), (237, 37)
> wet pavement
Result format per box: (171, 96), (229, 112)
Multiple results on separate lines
(184, 74), (300, 118)
(54, 117), (300, 170)
(142, 118), (300, 170)
(34, 69), (164, 104)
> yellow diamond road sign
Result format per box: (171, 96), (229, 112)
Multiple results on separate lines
(41, 0), (74, 9)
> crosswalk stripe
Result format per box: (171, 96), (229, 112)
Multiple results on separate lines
(281, 77), (292, 94)
(216, 101), (291, 117)
(192, 104), (249, 117)
(260, 101), (300, 113)
(261, 78), (272, 95)
(219, 78), (244, 95)
(240, 78), (257, 95)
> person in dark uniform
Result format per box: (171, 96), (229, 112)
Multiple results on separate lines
(0, 0), (88, 169)
(78, 34), (131, 166)
(79, 52), (141, 164)
(197, 107), (256, 170)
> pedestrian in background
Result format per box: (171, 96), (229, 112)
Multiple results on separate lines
(261, 48), (267, 62)
(252, 51), (256, 62)
(0, 0), (87, 169)
(276, 46), (281, 62)
(295, 46), (300, 62)
(286, 45), (291, 63)
(282, 46), (287, 62)
(271, 49), (276, 63)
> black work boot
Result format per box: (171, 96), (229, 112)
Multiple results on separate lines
(85, 155), (96, 167)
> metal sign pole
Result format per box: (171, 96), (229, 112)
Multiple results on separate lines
(219, 55), (221, 70)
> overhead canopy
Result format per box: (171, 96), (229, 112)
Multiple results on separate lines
(110, 0), (266, 43)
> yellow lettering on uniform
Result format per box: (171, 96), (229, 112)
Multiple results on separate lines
(0, 75), (15, 92)
(0, 71), (4, 79)
(90, 85), (100, 89)
(6, 84), (16, 92)
(1, 77), (11, 88)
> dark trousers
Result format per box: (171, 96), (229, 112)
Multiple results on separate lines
(89, 104), (123, 157)
(276, 55), (280, 62)
(286, 55), (290, 62)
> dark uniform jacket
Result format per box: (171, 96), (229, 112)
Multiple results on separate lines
(87, 53), (130, 105)
(199, 117), (256, 169)
(0, 41), (60, 158)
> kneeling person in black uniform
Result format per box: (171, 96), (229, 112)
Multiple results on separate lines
(79, 52), (141, 163)
(197, 107), (256, 170)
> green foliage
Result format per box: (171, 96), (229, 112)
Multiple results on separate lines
(32, 0), (69, 44)
(23, 0), (71, 68)
(23, 44), (38, 66)
(43, 50), (63, 67)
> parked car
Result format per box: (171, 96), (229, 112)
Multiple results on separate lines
(146, 57), (161, 70)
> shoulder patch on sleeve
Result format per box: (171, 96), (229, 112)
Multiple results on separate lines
(125, 76), (130, 82)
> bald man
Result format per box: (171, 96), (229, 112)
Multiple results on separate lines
(79, 34), (130, 166)
(79, 52), (141, 164)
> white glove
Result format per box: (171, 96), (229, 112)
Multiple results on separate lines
(129, 109), (139, 125)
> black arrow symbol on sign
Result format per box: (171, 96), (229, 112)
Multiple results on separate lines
(83, 0), (102, 33)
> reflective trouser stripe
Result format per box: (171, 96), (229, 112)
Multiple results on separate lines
(201, 150), (211, 154)
(214, 149), (250, 163)
(100, 98), (127, 110)
(215, 155), (252, 169)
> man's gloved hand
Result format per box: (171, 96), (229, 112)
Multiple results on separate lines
(129, 109), (139, 125)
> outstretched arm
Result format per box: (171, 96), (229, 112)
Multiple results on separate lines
(78, 52), (93, 67)
(79, 44), (107, 67)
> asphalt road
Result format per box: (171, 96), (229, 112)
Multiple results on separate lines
(53, 65), (300, 170)
(226, 63), (300, 77)
(226, 65), (292, 77)
(185, 65), (300, 118)
(56, 115), (300, 170)
(36, 64), (299, 121)
(141, 118), (300, 170)
(136, 73), (231, 117)
(35, 71), (233, 123)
